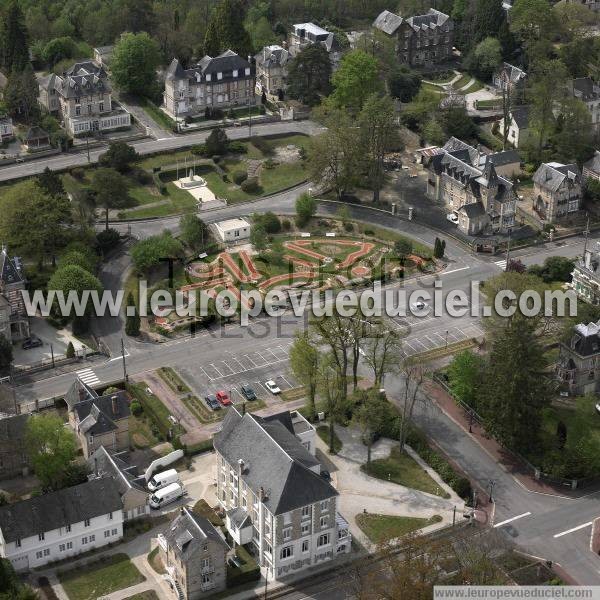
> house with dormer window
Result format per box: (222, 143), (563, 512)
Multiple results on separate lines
(532, 162), (583, 223)
(0, 247), (29, 343)
(37, 61), (131, 136)
(163, 50), (256, 120)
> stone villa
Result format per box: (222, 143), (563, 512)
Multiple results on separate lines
(255, 45), (290, 100)
(0, 247), (29, 343)
(557, 320), (600, 395)
(532, 162), (583, 224)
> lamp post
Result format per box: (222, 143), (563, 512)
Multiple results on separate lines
(468, 409), (474, 433)
(488, 479), (496, 503)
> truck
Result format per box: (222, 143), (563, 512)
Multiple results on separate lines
(147, 468), (180, 492)
(149, 482), (185, 509)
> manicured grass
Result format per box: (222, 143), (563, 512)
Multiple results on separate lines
(476, 98), (502, 109)
(317, 425), (343, 453)
(147, 547), (166, 575)
(454, 73), (472, 89)
(356, 513), (442, 544)
(464, 79), (485, 94)
(421, 81), (445, 95)
(354, 223), (432, 259)
(361, 445), (450, 498)
(139, 149), (195, 170)
(129, 412), (162, 449)
(227, 544), (261, 587)
(158, 366), (191, 394)
(59, 553), (145, 600)
(138, 97), (176, 131)
(192, 499), (225, 526)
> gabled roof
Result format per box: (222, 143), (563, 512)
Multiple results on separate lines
(24, 126), (49, 142)
(73, 390), (130, 435)
(44, 61), (110, 100)
(459, 202), (487, 219)
(0, 414), (28, 443)
(584, 150), (600, 175)
(533, 162), (581, 192)
(407, 8), (451, 31)
(0, 478), (122, 542)
(0, 248), (24, 286)
(163, 507), (228, 561)
(511, 106), (530, 129)
(88, 446), (146, 494)
(568, 321), (600, 356)
(486, 149), (520, 168)
(374, 10), (404, 35)
(497, 62), (526, 84)
(572, 77), (600, 102)
(255, 45), (290, 69)
(168, 50), (252, 85)
(65, 377), (97, 411)
(214, 409), (336, 515)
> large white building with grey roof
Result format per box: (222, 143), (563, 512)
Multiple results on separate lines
(163, 50), (256, 120)
(37, 61), (131, 136)
(213, 408), (351, 581)
(373, 8), (453, 68)
(0, 478), (124, 571)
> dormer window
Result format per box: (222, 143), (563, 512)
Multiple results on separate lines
(206, 74), (211, 82)
(245, 68), (250, 76)
(233, 69), (238, 77)
(217, 72), (223, 80)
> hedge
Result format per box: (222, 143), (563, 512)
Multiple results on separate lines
(126, 383), (181, 440)
(184, 438), (213, 456)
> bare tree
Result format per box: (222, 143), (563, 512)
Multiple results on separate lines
(397, 357), (427, 452)
(317, 353), (344, 453)
(362, 322), (404, 388)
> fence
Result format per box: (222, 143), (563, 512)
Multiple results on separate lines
(432, 373), (597, 490)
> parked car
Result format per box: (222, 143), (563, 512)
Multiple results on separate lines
(216, 390), (232, 406)
(148, 469), (180, 492)
(410, 300), (428, 313)
(265, 380), (281, 394)
(241, 385), (257, 401)
(204, 395), (221, 410)
(149, 482), (185, 509)
(447, 212), (459, 224)
(22, 335), (42, 350)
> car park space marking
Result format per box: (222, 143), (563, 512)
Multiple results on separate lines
(76, 368), (100, 386)
(244, 354), (260, 367)
(216, 362), (235, 376)
(209, 363), (225, 377)
(425, 335), (439, 346)
(494, 512), (531, 528)
(198, 366), (216, 381)
(553, 522), (593, 538)
(279, 374), (293, 388)
(229, 357), (246, 372)
(252, 353), (269, 366)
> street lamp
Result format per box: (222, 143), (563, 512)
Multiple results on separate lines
(488, 479), (496, 503)
(445, 330), (449, 349)
(468, 409), (474, 433)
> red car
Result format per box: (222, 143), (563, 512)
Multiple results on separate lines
(216, 390), (231, 406)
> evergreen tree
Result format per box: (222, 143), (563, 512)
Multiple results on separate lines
(0, 0), (29, 72)
(37, 167), (65, 199)
(203, 0), (253, 58)
(4, 67), (39, 122)
(472, 0), (506, 48)
(286, 44), (332, 106)
(125, 292), (141, 336)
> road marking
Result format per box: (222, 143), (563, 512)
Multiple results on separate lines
(209, 363), (224, 377)
(494, 260), (507, 269)
(76, 368), (100, 386)
(553, 522), (593, 538)
(493, 512), (531, 528)
(442, 266), (470, 275)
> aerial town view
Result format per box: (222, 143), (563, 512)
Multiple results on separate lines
(1, 0), (600, 598)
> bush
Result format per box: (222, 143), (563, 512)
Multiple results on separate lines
(65, 342), (75, 358)
(241, 177), (260, 193)
(250, 136), (273, 156)
(130, 400), (142, 416)
(264, 158), (277, 169)
(228, 141), (247, 154)
(191, 144), (208, 157)
(344, 221), (354, 232)
(212, 155), (221, 164)
(232, 170), (248, 185)
(71, 167), (85, 180)
(281, 218), (291, 231)
(222, 174), (228, 182)
(184, 438), (214, 456)
(96, 228), (121, 254)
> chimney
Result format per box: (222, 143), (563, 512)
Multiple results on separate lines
(111, 395), (118, 416)
(94, 457), (98, 477)
(78, 386), (85, 400)
(259, 486), (265, 501)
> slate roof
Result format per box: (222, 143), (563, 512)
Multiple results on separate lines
(0, 414), (28, 443)
(486, 150), (520, 168)
(373, 10), (404, 35)
(497, 62), (526, 85)
(459, 202), (487, 219)
(568, 322), (600, 356)
(73, 390), (130, 435)
(511, 106), (530, 129)
(533, 162), (581, 193)
(227, 506), (252, 529)
(0, 248), (24, 286)
(167, 50), (253, 85)
(255, 45), (290, 69)
(65, 378), (97, 411)
(214, 409), (336, 515)
(163, 507), (228, 561)
(0, 478), (122, 542)
(24, 126), (49, 142)
(584, 151), (600, 175)
(88, 446), (146, 494)
(374, 8), (451, 35)
(572, 77), (600, 102)
(40, 61), (110, 100)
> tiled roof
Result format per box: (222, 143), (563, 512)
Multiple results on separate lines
(533, 162), (581, 193)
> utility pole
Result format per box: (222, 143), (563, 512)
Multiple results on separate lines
(121, 337), (128, 383)
(583, 213), (590, 256)
(504, 227), (512, 271)
(488, 479), (496, 503)
(86, 136), (90, 163)
(50, 343), (55, 369)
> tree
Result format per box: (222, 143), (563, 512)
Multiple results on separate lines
(203, 0), (253, 58)
(388, 65), (422, 102)
(553, 98), (594, 165)
(125, 291), (141, 336)
(362, 323), (403, 388)
(295, 193), (317, 227)
(394, 239), (413, 263)
(318, 353), (344, 453)
(179, 214), (208, 251)
(359, 94), (398, 203)
(289, 331), (320, 420)
(510, 0), (559, 60)
(286, 45), (332, 106)
(330, 50), (383, 114)
(528, 256), (575, 283)
(440, 106), (476, 140)
(59, 249), (96, 273)
(556, 420), (567, 450)
(65, 341), (75, 358)
(47, 265), (103, 319)
(249, 222), (267, 250)
(98, 141), (139, 173)
(248, 16), (277, 51)
(205, 127), (229, 156)
(110, 32), (160, 96)
(471, 0), (506, 49)
(433, 237), (446, 259)
(356, 390), (389, 465)
(397, 359), (426, 452)
(131, 232), (184, 274)
(41, 36), (77, 67)
(37, 167), (65, 198)
(0, 0), (29, 72)
(422, 118), (445, 146)
(478, 316), (550, 454)
(4, 67), (39, 122)
(25, 414), (77, 491)
(0, 335), (12, 374)
(90, 168), (132, 230)
(466, 37), (502, 81)
(447, 349), (484, 409)
(308, 107), (361, 200)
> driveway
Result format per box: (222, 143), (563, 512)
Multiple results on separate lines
(320, 425), (461, 548)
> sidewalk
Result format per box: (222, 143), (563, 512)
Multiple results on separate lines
(424, 379), (584, 498)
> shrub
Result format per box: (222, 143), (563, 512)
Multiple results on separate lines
(96, 228), (121, 254)
(344, 221), (354, 232)
(133, 169), (152, 185)
(185, 438), (214, 455)
(259, 104), (266, 114)
(281, 218), (291, 231)
(222, 174), (229, 182)
(228, 141), (247, 154)
(264, 158), (277, 169)
(250, 136), (273, 155)
(232, 170), (248, 185)
(130, 400), (143, 416)
(191, 144), (208, 157)
(241, 177), (260, 193)
(212, 155), (221, 164)
(71, 167), (85, 180)
(65, 342), (75, 358)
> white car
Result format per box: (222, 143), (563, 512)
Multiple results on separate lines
(265, 380), (281, 394)
(446, 212), (459, 224)
(410, 300), (429, 313)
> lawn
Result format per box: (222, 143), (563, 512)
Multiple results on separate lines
(129, 412), (162, 449)
(127, 382), (186, 438)
(356, 513), (442, 544)
(59, 553), (145, 600)
(317, 425), (343, 453)
(361, 445), (450, 498)
(421, 81), (445, 95)
(147, 547), (166, 575)
(138, 96), (176, 131)
(454, 73), (473, 89)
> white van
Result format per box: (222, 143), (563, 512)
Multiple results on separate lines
(148, 469), (180, 492)
(149, 482), (185, 509)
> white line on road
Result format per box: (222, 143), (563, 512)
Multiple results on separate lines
(493, 512), (531, 528)
(553, 522), (593, 538)
(442, 266), (470, 275)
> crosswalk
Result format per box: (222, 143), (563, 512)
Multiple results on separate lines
(494, 260), (507, 270)
(76, 368), (100, 387)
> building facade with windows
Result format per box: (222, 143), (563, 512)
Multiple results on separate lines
(0, 247), (29, 343)
(0, 116), (14, 142)
(0, 478), (123, 571)
(0, 415), (30, 481)
(532, 162), (583, 223)
(255, 45), (290, 99)
(557, 321), (600, 395)
(37, 61), (131, 136)
(373, 8), (454, 67)
(288, 23), (343, 69)
(158, 507), (229, 599)
(569, 78), (600, 133)
(163, 50), (256, 120)
(213, 408), (351, 581)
